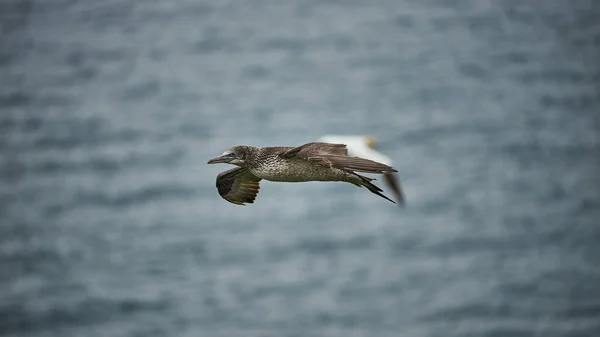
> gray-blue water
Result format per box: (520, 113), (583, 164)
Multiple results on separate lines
(1, 0), (599, 336)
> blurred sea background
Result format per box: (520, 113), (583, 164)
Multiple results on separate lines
(1, 0), (599, 336)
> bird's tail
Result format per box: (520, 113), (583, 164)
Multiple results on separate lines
(352, 174), (395, 204)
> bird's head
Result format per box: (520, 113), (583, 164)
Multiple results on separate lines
(207, 146), (252, 166)
(364, 135), (378, 148)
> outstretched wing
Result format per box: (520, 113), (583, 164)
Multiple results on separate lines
(215, 167), (261, 205)
(282, 142), (397, 174)
(280, 142), (348, 158)
(384, 172), (405, 205)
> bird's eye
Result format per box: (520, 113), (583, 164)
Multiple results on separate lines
(227, 152), (237, 158)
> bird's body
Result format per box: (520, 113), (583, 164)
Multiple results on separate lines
(208, 142), (398, 205)
(243, 146), (359, 183)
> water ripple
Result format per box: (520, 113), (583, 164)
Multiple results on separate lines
(0, 296), (170, 334)
(74, 184), (196, 209)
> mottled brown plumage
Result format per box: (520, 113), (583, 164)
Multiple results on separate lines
(207, 142), (398, 205)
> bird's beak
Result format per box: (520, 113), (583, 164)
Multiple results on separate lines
(207, 154), (232, 164)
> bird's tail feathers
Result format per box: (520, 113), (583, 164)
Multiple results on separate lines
(354, 173), (395, 204)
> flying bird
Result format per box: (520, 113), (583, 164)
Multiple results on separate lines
(207, 142), (398, 205)
(317, 135), (405, 204)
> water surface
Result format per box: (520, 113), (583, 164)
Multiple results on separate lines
(1, 0), (599, 336)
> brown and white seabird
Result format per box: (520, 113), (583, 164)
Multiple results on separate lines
(318, 135), (405, 204)
(207, 142), (398, 205)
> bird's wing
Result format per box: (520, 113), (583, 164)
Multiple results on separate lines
(384, 172), (405, 204)
(348, 145), (404, 203)
(280, 142), (348, 158)
(215, 167), (262, 205)
(346, 144), (393, 166)
(309, 155), (397, 174)
(282, 142), (397, 174)
(318, 135), (406, 204)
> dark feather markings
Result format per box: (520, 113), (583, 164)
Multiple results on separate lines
(216, 167), (261, 205)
